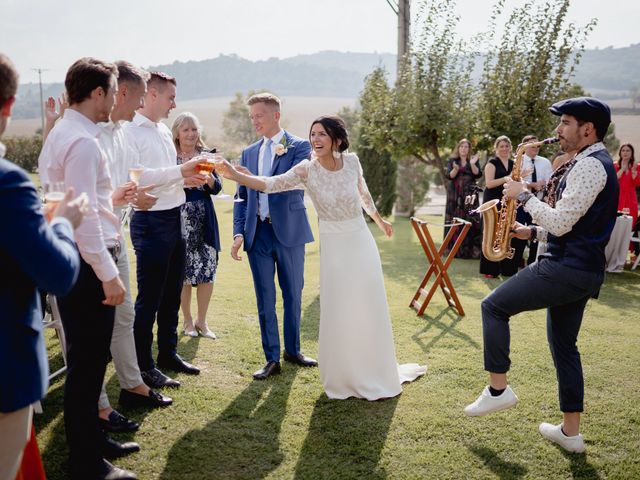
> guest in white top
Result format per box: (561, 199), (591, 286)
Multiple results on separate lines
(519, 134), (554, 264)
(39, 57), (135, 480)
(125, 72), (206, 388)
(95, 61), (173, 436)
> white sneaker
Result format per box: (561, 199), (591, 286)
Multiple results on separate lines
(464, 385), (518, 416)
(539, 423), (585, 453)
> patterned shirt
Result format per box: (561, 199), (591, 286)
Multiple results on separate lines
(525, 143), (609, 243)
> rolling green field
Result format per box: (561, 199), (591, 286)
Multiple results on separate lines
(35, 191), (640, 479)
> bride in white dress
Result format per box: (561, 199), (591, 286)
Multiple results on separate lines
(219, 116), (426, 400)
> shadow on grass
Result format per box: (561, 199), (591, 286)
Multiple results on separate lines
(160, 369), (298, 480)
(412, 309), (480, 354)
(300, 295), (320, 343)
(294, 395), (398, 480)
(561, 449), (602, 479)
(468, 445), (528, 479)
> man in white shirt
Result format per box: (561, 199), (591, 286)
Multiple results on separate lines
(125, 72), (206, 389)
(519, 134), (553, 264)
(96, 61), (173, 439)
(39, 57), (136, 480)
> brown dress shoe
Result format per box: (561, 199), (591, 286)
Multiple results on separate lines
(283, 351), (318, 367)
(253, 361), (281, 380)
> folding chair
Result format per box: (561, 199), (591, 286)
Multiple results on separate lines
(409, 217), (470, 317)
(42, 294), (67, 380)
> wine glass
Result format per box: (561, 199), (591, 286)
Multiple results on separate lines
(129, 164), (145, 185)
(44, 181), (65, 222)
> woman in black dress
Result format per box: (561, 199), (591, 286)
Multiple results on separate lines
(444, 138), (483, 258)
(479, 135), (525, 278)
(171, 112), (222, 339)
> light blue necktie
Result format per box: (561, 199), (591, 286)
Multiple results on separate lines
(259, 139), (273, 220)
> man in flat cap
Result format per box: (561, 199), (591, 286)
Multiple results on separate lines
(464, 97), (618, 454)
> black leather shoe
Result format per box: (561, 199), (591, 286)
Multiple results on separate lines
(99, 460), (138, 480)
(99, 410), (139, 433)
(119, 388), (173, 409)
(141, 368), (181, 389)
(157, 354), (201, 375)
(102, 437), (140, 459)
(253, 361), (281, 380)
(283, 351), (318, 367)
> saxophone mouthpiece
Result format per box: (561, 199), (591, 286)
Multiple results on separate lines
(541, 137), (560, 145)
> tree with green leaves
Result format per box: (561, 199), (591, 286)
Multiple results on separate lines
(477, 0), (596, 149)
(222, 92), (258, 149)
(357, 68), (397, 217)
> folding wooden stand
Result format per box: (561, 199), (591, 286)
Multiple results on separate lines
(409, 217), (470, 317)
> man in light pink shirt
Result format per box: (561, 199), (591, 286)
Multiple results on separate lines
(40, 57), (136, 480)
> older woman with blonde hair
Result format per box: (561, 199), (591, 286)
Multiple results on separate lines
(171, 112), (222, 338)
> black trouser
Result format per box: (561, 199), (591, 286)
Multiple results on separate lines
(481, 258), (603, 412)
(130, 208), (185, 372)
(57, 259), (115, 478)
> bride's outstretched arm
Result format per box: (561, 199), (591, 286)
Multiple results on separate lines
(218, 159), (309, 193)
(217, 160), (267, 191)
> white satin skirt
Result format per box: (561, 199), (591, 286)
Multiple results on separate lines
(318, 215), (426, 400)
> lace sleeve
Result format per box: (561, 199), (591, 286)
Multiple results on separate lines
(352, 154), (378, 216)
(263, 159), (310, 193)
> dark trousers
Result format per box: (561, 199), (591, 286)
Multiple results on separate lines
(481, 258), (603, 412)
(247, 220), (305, 363)
(130, 208), (185, 372)
(57, 259), (115, 478)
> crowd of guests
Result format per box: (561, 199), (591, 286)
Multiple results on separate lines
(445, 133), (640, 274)
(1, 47), (635, 480)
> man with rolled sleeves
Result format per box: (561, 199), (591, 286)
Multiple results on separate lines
(464, 97), (618, 454)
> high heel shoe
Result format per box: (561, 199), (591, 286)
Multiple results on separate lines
(183, 319), (198, 337)
(195, 323), (216, 339)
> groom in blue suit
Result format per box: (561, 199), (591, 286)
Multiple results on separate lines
(232, 93), (316, 379)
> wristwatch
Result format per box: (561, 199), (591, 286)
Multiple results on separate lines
(516, 190), (534, 206)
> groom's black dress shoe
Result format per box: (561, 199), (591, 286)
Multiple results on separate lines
(119, 388), (173, 409)
(283, 351), (318, 367)
(157, 354), (201, 375)
(102, 437), (140, 459)
(141, 368), (181, 389)
(253, 361), (281, 380)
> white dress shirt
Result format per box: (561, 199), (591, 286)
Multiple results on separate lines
(98, 120), (132, 191)
(39, 108), (120, 282)
(521, 154), (553, 199)
(124, 112), (184, 211)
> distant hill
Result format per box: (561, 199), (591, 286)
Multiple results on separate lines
(12, 46), (639, 120)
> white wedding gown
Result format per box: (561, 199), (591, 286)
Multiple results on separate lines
(263, 153), (426, 400)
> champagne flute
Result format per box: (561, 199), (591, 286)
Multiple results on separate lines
(44, 181), (65, 222)
(230, 157), (246, 203)
(129, 164), (145, 185)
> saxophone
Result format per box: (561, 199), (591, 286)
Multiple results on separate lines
(475, 137), (559, 261)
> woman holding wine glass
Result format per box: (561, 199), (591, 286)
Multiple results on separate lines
(171, 112), (222, 339)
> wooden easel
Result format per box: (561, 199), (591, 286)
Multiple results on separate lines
(409, 217), (470, 317)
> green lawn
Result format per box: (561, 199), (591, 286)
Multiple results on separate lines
(36, 195), (640, 479)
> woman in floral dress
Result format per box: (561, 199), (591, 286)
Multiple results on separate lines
(172, 112), (221, 339)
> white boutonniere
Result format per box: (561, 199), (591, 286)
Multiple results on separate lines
(275, 136), (294, 156)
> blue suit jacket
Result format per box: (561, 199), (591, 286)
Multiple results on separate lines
(233, 132), (314, 251)
(0, 158), (80, 413)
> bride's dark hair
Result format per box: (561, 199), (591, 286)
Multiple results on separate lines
(309, 115), (349, 152)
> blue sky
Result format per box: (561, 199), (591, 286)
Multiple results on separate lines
(1, 0), (638, 83)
